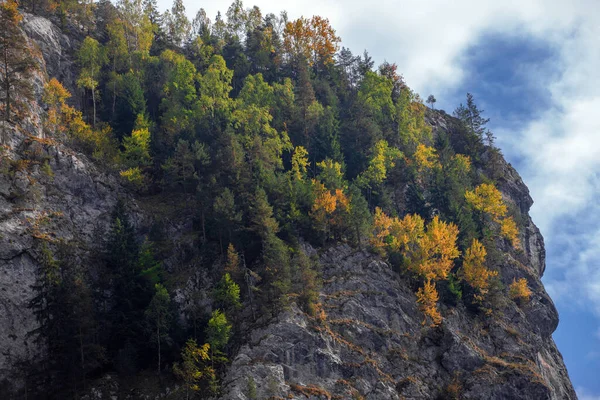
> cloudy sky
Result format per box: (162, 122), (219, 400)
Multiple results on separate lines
(157, 0), (600, 396)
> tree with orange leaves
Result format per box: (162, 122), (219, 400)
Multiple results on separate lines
(283, 16), (340, 67)
(310, 179), (350, 239)
(416, 279), (441, 327)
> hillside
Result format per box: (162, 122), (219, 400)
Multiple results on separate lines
(0, 1), (575, 399)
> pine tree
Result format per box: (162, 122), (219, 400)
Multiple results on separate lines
(453, 93), (490, 141)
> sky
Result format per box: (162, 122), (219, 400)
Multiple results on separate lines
(157, 0), (600, 396)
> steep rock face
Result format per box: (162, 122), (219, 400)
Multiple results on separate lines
(222, 243), (574, 399)
(221, 118), (574, 399)
(0, 15), (132, 388)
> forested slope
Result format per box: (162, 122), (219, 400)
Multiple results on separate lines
(0, 1), (575, 399)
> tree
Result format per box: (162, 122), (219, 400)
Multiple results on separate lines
(500, 216), (520, 249)
(460, 239), (498, 303)
(145, 283), (171, 374)
(453, 93), (490, 140)
(465, 183), (507, 223)
(509, 278), (532, 305)
(43, 78), (71, 135)
(173, 339), (215, 399)
(77, 37), (107, 127)
(160, 50), (198, 138)
(416, 279), (441, 327)
(206, 309), (231, 353)
(122, 122), (151, 168)
(0, 0), (37, 125)
(396, 88), (431, 153)
(347, 185), (371, 249)
(357, 140), (403, 192)
(214, 273), (242, 312)
(426, 95), (436, 109)
(224, 243), (242, 282)
(283, 16), (340, 67)
(164, 0), (190, 46)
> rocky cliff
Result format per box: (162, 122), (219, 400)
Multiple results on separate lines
(0, 12), (576, 400)
(0, 13), (132, 391)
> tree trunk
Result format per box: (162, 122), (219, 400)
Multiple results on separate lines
(157, 323), (161, 375)
(92, 87), (96, 128)
(4, 47), (10, 122)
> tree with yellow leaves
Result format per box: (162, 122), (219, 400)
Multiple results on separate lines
(417, 216), (460, 280)
(370, 209), (459, 281)
(460, 239), (498, 303)
(43, 78), (71, 136)
(416, 279), (442, 327)
(465, 183), (521, 249)
(357, 140), (403, 191)
(509, 278), (532, 305)
(501, 216), (520, 248)
(465, 183), (507, 223)
(291, 146), (309, 182)
(173, 339), (217, 399)
(414, 144), (440, 173)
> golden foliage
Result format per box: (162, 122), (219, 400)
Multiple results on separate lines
(460, 239), (498, 301)
(509, 278), (532, 304)
(501, 216), (520, 248)
(370, 210), (459, 280)
(452, 154), (471, 174)
(416, 279), (441, 327)
(310, 180), (350, 236)
(418, 216), (460, 280)
(119, 167), (145, 190)
(413, 144), (440, 172)
(465, 183), (507, 223)
(291, 145), (309, 181)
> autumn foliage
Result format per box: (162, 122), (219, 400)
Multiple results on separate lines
(283, 16), (341, 66)
(416, 279), (442, 327)
(465, 183), (507, 222)
(460, 239), (498, 302)
(371, 208), (459, 281)
(509, 278), (532, 305)
(465, 183), (520, 248)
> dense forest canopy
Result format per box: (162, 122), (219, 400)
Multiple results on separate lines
(1, 0), (529, 397)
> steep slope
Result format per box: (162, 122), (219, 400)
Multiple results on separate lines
(0, 10), (576, 400)
(0, 14), (134, 391)
(220, 120), (575, 400)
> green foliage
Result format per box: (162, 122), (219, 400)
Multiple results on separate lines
(145, 283), (172, 373)
(206, 310), (231, 352)
(214, 273), (242, 311)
